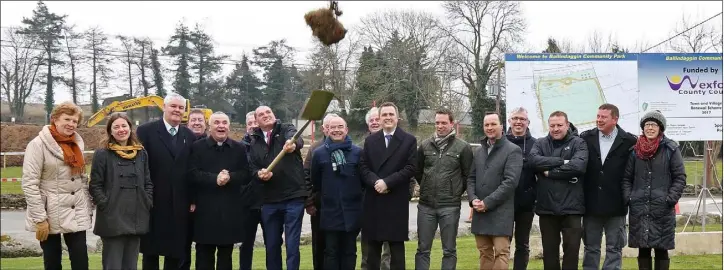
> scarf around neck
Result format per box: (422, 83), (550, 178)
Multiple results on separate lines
(325, 136), (353, 175)
(634, 134), (663, 160)
(434, 129), (456, 150)
(49, 125), (85, 175)
(109, 142), (144, 160)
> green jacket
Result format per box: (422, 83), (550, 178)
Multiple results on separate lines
(416, 134), (474, 208)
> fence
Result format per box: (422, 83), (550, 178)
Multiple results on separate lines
(2, 143), (719, 195)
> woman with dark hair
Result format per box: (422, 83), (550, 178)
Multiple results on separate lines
(22, 101), (93, 270)
(623, 110), (686, 270)
(89, 112), (153, 270)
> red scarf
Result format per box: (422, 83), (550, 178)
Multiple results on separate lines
(634, 134), (662, 160)
(49, 125), (85, 175)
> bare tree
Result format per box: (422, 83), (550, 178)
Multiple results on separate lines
(668, 13), (723, 53)
(117, 35), (136, 96)
(303, 31), (361, 117)
(1, 28), (45, 122)
(440, 0), (525, 138)
(60, 24), (85, 104)
(84, 26), (114, 113)
(357, 9), (452, 70)
(134, 37), (153, 121)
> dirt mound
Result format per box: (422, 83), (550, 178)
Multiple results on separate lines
(1, 123), (252, 167)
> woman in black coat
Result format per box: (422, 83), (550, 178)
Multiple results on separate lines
(89, 112), (153, 270)
(622, 110), (686, 270)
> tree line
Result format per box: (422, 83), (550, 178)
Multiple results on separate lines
(1, 1), (721, 140)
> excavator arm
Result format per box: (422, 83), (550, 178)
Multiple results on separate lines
(86, 95), (212, 127)
(87, 96), (165, 127)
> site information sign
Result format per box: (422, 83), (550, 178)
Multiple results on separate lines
(638, 53), (723, 141)
(505, 53), (723, 141)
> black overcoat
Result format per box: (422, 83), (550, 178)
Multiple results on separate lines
(189, 136), (251, 245)
(359, 127), (418, 242)
(136, 119), (194, 259)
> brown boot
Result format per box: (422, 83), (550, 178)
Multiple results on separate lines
(637, 257), (652, 270)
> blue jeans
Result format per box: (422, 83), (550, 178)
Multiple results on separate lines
(261, 198), (305, 270)
(582, 215), (627, 270)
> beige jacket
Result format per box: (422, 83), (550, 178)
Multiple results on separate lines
(22, 125), (93, 234)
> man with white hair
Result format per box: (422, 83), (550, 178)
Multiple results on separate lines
(360, 106), (392, 270)
(506, 107), (538, 270)
(137, 93), (196, 269)
(239, 111), (265, 270)
(304, 113), (338, 270)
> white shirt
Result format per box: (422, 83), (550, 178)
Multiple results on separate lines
(263, 130), (273, 144)
(599, 128), (618, 164)
(383, 128), (396, 148)
(163, 118), (179, 136)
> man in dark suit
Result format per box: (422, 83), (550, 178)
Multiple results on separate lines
(136, 93), (196, 270)
(180, 108), (209, 270)
(359, 102), (418, 270)
(248, 106), (309, 270)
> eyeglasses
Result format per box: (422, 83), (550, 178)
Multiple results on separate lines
(511, 117), (528, 122)
(644, 123), (659, 127)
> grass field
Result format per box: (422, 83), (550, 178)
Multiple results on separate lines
(1, 235), (722, 269)
(1, 160), (720, 195)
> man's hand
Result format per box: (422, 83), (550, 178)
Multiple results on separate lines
(217, 170), (230, 186)
(544, 171), (549, 177)
(190, 204), (196, 212)
(374, 179), (388, 194)
(283, 139), (296, 153)
(258, 169), (273, 181)
(306, 205), (317, 216)
(472, 199), (486, 213)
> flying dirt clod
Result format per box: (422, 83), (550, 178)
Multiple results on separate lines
(304, 1), (347, 46)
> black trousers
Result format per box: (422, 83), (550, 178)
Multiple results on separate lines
(195, 244), (233, 270)
(239, 208), (265, 270)
(539, 214), (583, 270)
(311, 211), (325, 270)
(511, 211), (535, 270)
(142, 254), (182, 270)
(40, 231), (88, 270)
(323, 230), (358, 270)
(365, 240), (405, 270)
(180, 212), (194, 270)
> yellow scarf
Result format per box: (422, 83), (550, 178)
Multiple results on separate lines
(109, 142), (144, 160)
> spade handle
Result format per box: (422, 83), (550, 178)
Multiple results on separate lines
(266, 119), (313, 172)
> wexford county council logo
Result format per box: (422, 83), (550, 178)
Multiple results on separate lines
(666, 75), (697, 90)
(666, 74), (723, 95)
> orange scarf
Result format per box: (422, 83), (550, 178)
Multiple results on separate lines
(49, 125), (85, 175)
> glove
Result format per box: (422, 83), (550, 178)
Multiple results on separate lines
(36, 220), (49, 242)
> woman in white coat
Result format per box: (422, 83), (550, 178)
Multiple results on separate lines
(22, 101), (93, 269)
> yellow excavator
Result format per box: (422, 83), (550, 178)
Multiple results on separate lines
(86, 95), (213, 127)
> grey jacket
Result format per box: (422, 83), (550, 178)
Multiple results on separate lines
(467, 137), (523, 236)
(89, 148), (153, 238)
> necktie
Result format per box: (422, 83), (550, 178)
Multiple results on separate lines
(267, 132), (272, 145)
(385, 134), (392, 148)
(170, 127), (177, 136)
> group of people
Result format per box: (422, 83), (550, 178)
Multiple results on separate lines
(21, 92), (687, 270)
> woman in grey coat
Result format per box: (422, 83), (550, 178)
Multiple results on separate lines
(89, 112), (153, 270)
(622, 110), (686, 270)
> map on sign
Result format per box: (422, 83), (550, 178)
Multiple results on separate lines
(533, 62), (606, 132)
(506, 57), (639, 138)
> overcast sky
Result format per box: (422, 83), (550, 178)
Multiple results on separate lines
(1, 1), (722, 104)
